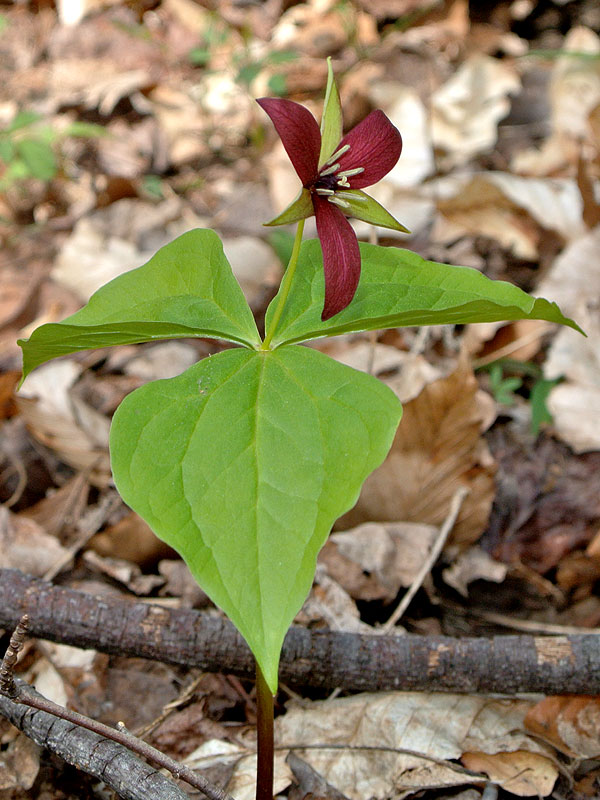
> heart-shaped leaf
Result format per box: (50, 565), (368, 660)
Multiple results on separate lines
(19, 229), (261, 381)
(264, 240), (583, 347)
(110, 345), (402, 690)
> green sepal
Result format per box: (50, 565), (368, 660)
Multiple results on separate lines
(263, 188), (313, 226)
(110, 345), (402, 691)
(318, 58), (343, 169)
(338, 189), (411, 233)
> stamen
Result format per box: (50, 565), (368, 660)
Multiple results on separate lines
(338, 192), (367, 201)
(315, 188), (335, 196)
(322, 144), (350, 167)
(328, 196), (350, 209)
(319, 163), (340, 177)
(337, 167), (365, 178)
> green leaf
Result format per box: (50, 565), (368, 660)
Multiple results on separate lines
(0, 137), (14, 163)
(19, 229), (261, 381)
(110, 345), (402, 691)
(16, 138), (56, 181)
(530, 377), (559, 436)
(267, 73), (287, 97)
(318, 58), (343, 168)
(265, 240), (584, 347)
(4, 110), (40, 134)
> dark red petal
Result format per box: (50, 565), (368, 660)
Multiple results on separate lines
(314, 196), (361, 321)
(335, 110), (402, 189)
(257, 98), (321, 186)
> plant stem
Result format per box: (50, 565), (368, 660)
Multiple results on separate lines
(255, 661), (274, 800)
(261, 218), (305, 350)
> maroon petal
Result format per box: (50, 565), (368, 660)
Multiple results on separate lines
(335, 110), (402, 189)
(257, 98), (321, 186)
(314, 196), (361, 321)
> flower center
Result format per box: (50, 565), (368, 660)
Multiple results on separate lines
(311, 144), (365, 209)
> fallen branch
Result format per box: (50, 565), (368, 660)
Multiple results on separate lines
(1, 569), (600, 694)
(0, 682), (192, 800)
(0, 616), (235, 800)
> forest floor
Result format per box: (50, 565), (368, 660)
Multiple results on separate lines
(1, 0), (600, 798)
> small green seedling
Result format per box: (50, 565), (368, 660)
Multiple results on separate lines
(18, 62), (582, 799)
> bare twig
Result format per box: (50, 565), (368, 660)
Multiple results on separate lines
(2, 569), (600, 695)
(382, 487), (469, 631)
(0, 679), (191, 800)
(0, 616), (235, 800)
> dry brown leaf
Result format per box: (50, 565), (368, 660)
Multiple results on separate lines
(0, 505), (70, 576)
(338, 358), (496, 546)
(513, 27), (600, 175)
(536, 226), (600, 452)
(83, 550), (166, 595)
(461, 750), (557, 797)
(525, 696), (600, 758)
(298, 565), (372, 634)
(90, 511), (175, 567)
(20, 472), (89, 538)
(276, 693), (556, 800)
(184, 739), (293, 800)
(442, 546), (507, 597)
(124, 342), (198, 382)
(431, 54), (520, 167)
(434, 172), (584, 259)
(17, 361), (111, 485)
(320, 522), (438, 602)
(0, 734), (40, 791)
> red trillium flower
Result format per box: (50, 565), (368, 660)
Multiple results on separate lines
(258, 67), (407, 320)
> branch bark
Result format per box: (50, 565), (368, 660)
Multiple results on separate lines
(1, 568), (599, 695)
(0, 679), (190, 800)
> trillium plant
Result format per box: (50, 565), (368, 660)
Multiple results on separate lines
(19, 62), (581, 799)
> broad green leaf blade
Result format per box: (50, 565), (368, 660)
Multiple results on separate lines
(110, 346), (402, 691)
(19, 229), (261, 380)
(265, 240), (584, 347)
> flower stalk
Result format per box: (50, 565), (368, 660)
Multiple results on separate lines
(261, 219), (305, 350)
(255, 661), (275, 800)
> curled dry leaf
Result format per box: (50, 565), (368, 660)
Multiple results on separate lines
(0, 505), (69, 577)
(0, 734), (40, 791)
(276, 692), (557, 800)
(513, 27), (600, 175)
(17, 360), (111, 486)
(461, 750), (557, 797)
(431, 54), (520, 167)
(299, 564), (372, 633)
(525, 696), (600, 758)
(320, 521), (438, 602)
(433, 172), (584, 259)
(442, 546), (508, 598)
(184, 739), (293, 800)
(338, 358), (496, 546)
(537, 226), (600, 452)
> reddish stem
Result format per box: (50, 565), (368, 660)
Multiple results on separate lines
(255, 662), (274, 800)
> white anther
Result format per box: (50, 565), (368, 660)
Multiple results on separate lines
(337, 167), (365, 178)
(322, 144), (350, 167)
(319, 163), (340, 177)
(315, 188), (335, 196)
(328, 196), (350, 209)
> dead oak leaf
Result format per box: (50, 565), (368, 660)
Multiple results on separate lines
(338, 359), (496, 546)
